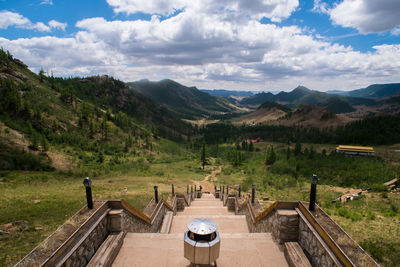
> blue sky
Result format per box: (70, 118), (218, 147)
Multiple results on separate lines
(1, 0), (400, 91)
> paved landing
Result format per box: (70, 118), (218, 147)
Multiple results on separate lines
(113, 233), (289, 267)
(113, 194), (288, 267)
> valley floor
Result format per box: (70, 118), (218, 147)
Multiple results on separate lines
(1, 144), (400, 266)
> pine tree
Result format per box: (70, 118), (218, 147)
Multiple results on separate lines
(201, 143), (206, 170)
(39, 69), (46, 83)
(265, 145), (276, 165)
(89, 120), (95, 138)
(286, 147), (291, 160)
(249, 142), (254, 152)
(41, 135), (49, 152)
(29, 134), (39, 151)
(294, 142), (302, 156)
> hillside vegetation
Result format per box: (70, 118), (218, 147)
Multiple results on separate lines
(1, 49), (400, 267)
(129, 79), (235, 119)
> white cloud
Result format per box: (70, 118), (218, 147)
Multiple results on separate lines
(1, 4), (400, 91)
(0, 10), (31, 29)
(0, 10), (66, 32)
(392, 27), (400, 36)
(106, 0), (299, 22)
(312, 0), (329, 14)
(40, 0), (53, 5)
(49, 20), (67, 31)
(34, 22), (51, 32)
(329, 0), (400, 33)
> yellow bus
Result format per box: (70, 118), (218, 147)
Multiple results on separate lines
(336, 145), (375, 156)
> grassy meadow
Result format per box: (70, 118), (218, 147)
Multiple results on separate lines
(1, 141), (400, 266)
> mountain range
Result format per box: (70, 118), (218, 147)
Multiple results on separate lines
(328, 83), (400, 98)
(128, 80), (235, 120)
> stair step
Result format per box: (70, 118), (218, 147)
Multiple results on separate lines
(87, 231), (126, 267)
(160, 211), (173, 234)
(170, 215), (248, 234)
(284, 242), (311, 267)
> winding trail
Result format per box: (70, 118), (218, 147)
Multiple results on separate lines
(196, 166), (222, 193)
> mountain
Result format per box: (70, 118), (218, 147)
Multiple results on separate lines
(276, 105), (354, 127)
(200, 89), (254, 97)
(233, 101), (290, 124)
(128, 79), (234, 119)
(240, 86), (375, 114)
(345, 83), (400, 99)
(0, 49), (192, 171)
(326, 90), (348, 96)
(241, 86), (319, 106)
(320, 96), (355, 113)
(258, 101), (291, 112)
(240, 91), (276, 105)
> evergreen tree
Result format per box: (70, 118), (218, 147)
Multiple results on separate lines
(39, 69), (46, 83)
(265, 145), (276, 165)
(241, 140), (248, 150)
(294, 142), (302, 156)
(101, 115), (108, 140)
(249, 142), (254, 152)
(286, 147), (291, 160)
(29, 134), (39, 151)
(89, 120), (95, 138)
(41, 135), (49, 152)
(309, 145), (315, 159)
(201, 143), (206, 170)
(98, 151), (104, 163)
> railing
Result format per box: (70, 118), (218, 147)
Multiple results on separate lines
(298, 201), (354, 267)
(254, 201), (278, 223)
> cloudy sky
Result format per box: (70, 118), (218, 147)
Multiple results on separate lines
(1, 0), (400, 91)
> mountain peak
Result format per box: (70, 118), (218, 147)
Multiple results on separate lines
(293, 85), (311, 92)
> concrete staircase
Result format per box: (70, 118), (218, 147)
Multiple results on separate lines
(113, 194), (289, 267)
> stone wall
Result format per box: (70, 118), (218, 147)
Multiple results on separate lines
(227, 197), (236, 212)
(122, 202), (169, 233)
(298, 212), (341, 267)
(272, 210), (299, 244)
(222, 193), (228, 206)
(176, 197), (186, 211)
(184, 192), (192, 206)
(238, 201), (299, 244)
(62, 215), (108, 267)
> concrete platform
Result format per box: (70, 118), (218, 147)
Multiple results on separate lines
(177, 206), (232, 215)
(113, 233), (289, 267)
(170, 215), (249, 234)
(113, 194), (288, 267)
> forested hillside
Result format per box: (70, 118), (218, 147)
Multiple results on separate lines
(240, 86), (374, 113)
(0, 49), (193, 173)
(129, 79), (235, 119)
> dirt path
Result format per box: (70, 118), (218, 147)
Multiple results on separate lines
(196, 166), (222, 193)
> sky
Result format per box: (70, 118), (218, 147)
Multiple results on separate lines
(1, 0), (400, 92)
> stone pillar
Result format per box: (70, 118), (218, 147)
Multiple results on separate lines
(275, 210), (299, 244)
(108, 209), (123, 232)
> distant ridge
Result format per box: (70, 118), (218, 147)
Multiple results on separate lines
(128, 79), (234, 119)
(258, 101), (291, 112)
(345, 83), (400, 99)
(240, 85), (372, 113)
(200, 89), (254, 97)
